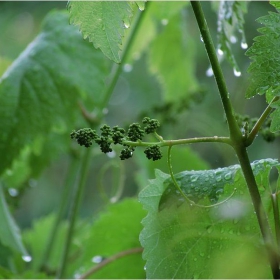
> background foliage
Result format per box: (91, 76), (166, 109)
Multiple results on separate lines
(0, 1), (279, 279)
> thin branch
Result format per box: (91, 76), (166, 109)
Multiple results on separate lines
(271, 192), (280, 254)
(77, 247), (143, 279)
(246, 96), (279, 146)
(167, 146), (237, 209)
(123, 136), (232, 148)
(56, 149), (92, 279)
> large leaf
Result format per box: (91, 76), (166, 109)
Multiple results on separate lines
(246, 8), (280, 132)
(0, 11), (110, 177)
(246, 10), (280, 97)
(139, 159), (278, 278)
(0, 184), (28, 257)
(68, 1), (136, 63)
(149, 11), (198, 101)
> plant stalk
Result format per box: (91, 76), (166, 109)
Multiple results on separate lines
(56, 149), (92, 279)
(191, 1), (280, 277)
(190, 1), (242, 142)
(246, 96), (279, 146)
(39, 155), (80, 272)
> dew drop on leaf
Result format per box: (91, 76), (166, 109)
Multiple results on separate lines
(216, 175), (222, 182)
(191, 175), (198, 182)
(124, 22), (130, 29)
(200, 35), (204, 42)
(91, 255), (103, 263)
(22, 255), (32, 262)
(224, 172), (232, 180)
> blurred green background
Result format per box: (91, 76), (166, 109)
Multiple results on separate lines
(0, 1), (279, 230)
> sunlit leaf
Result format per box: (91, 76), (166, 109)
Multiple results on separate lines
(68, 1), (135, 63)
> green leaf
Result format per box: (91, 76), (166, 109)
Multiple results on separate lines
(0, 185), (28, 256)
(246, 10), (280, 97)
(68, 1), (135, 63)
(69, 198), (146, 278)
(139, 159), (278, 278)
(215, 1), (248, 72)
(270, 1), (280, 11)
(149, 11), (198, 101)
(0, 11), (110, 176)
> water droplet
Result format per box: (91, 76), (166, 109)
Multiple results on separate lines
(6, 169), (13, 176)
(123, 63), (133, 72)
(206, 67), (213, 77)
(217, 48), (224, 56)
(193, 257), (197, 261)
(22, 255), (32, 262)
(230, 35), (237, 44)
(107, 151), (116, 158)
(92, 255), (103, 263)
(233, 68), (241, 77)
(216, 176), (222, 182)
(200, 252), (205, 257)
(224, 172), (232, 180)
(191, 175), (198, 182)
(200, 35), (204, 42)
(28, 179), (37, 188)
(138, 6), (144, 11)
(161, 19), (168, 26)
(124, 22), (130, 29)
(144, 265), (147, 271)
(102, 108), (109, 115)
(216, 189), (224, 195)
(241, 41), (248, 49)
(8, 188), (18, 197)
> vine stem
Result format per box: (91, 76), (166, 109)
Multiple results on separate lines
(246, 96), (279, 146)
(123, 135), (231, 148)
(191, 1), (280, 278)
(39, 155), (80, 271)
(77, 247), (143, 279)
(56, 149), (92, 279)
(167, 146), (236, 209)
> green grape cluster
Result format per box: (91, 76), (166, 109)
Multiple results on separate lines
(235, 114), (278, 142)
(70, 117), (163, 161)
(144, 145), (162, 161)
